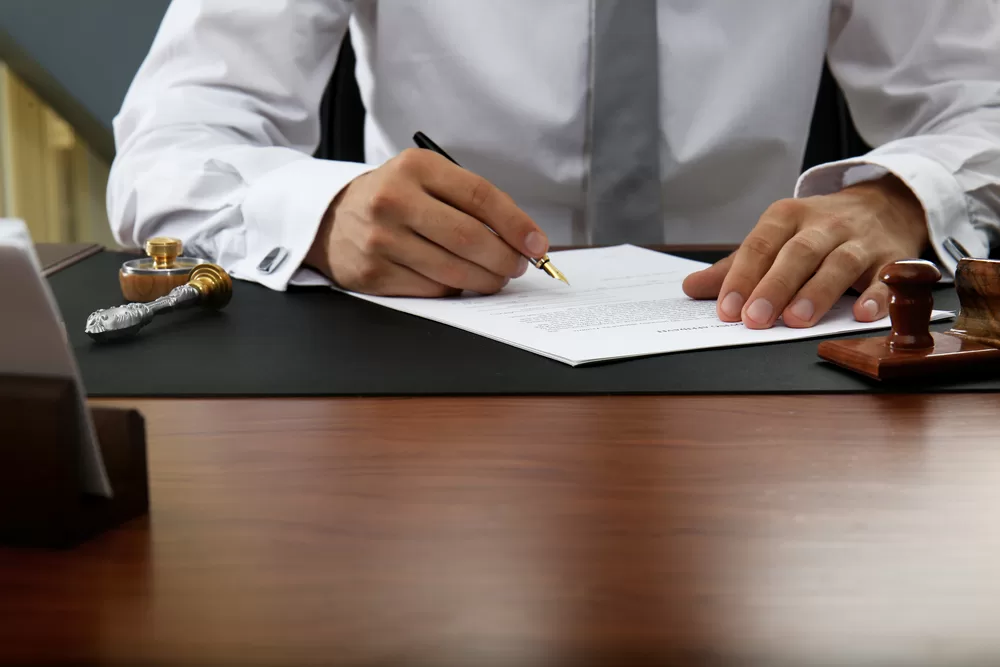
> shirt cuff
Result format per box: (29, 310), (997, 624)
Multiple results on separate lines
(794, 152), (987, 281)
(229, 157), (374, 291)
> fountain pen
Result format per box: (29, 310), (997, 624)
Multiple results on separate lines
(412, 131), (568, 284)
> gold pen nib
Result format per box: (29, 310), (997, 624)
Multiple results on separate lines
(536, 256), (569, 285)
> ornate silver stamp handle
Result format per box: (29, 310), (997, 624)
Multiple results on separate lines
(85, 264), (232, 342)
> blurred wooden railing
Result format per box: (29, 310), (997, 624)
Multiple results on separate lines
(0, 62), (115, 246)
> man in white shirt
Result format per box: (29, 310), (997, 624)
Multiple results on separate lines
(108, 0), (1000, 330)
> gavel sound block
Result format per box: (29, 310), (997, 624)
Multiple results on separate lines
(818, 258), (1000, 381)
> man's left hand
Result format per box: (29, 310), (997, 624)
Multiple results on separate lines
(682, 175), (929, 328)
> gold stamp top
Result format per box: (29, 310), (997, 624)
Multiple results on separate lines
(145, 237), (182, 269)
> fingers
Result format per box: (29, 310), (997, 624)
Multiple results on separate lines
(408, 198), (528, 280)
(404, 149), (550, 259)
(704, 185), (923, 328)
(385, 229), (512, 295)
(337, 252), (461, 298)
(681, 253), (735, 300)
(853, 280), (890, 323)
(325, 150), (535, 298)
(376, 149), (540, 283)
(740, 228), (846, 329)
(778, 242), (874, 328)
(716, 202), (800, 322)
(345, 213), (510, 295)
(687, 238), (888, 328)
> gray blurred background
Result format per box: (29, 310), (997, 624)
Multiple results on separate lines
(0, 0), (170, 161)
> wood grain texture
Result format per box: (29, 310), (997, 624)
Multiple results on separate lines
(0, 375), (148, 548)
(119, 269), (190, 302)
(3, 394), (1000, 666)
(952, 258), (1000, 348)
(881, 259), (941, 351)
(818, 331), (1000, 380)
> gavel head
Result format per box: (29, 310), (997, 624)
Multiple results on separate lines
(880, 259), (941, 351)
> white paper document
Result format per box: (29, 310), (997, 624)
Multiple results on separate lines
(0, 219), (112, 497)
(342, 245), (952, 366)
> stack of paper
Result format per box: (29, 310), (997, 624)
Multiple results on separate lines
(343, 245), (952, 366)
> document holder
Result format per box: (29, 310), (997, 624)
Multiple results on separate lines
(0, 374), (148, 548)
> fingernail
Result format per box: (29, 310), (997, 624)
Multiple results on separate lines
(862, 298), (879, 319)
(525, 231), (547, 257)
(788, 298), (815, 322)
(746, 298), (774, 325)
(720, 292), (744, 318)
(514, 256), (529, 277)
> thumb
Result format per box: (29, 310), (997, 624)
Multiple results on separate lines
(682, 253), (735, 300)
(854, 278), (890, 322)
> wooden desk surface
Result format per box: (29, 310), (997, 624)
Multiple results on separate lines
(2, 393), (1000, 666)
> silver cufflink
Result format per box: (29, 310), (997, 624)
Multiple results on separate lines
(257, 246), (289, 274)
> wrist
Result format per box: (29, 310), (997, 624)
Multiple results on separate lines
(845, 174), (921, 210)
(303, 187), (347, 278)
(843, 174), (929, 252)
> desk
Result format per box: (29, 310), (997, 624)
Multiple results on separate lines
(2, 393), (1000, 666)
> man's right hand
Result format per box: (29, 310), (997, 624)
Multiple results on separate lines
(304, 148), (549, 296)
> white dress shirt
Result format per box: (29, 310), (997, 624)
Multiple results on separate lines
(108, 0), (1000, 290)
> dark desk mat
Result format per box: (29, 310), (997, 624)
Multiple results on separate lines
(49, 251), (999, 397)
